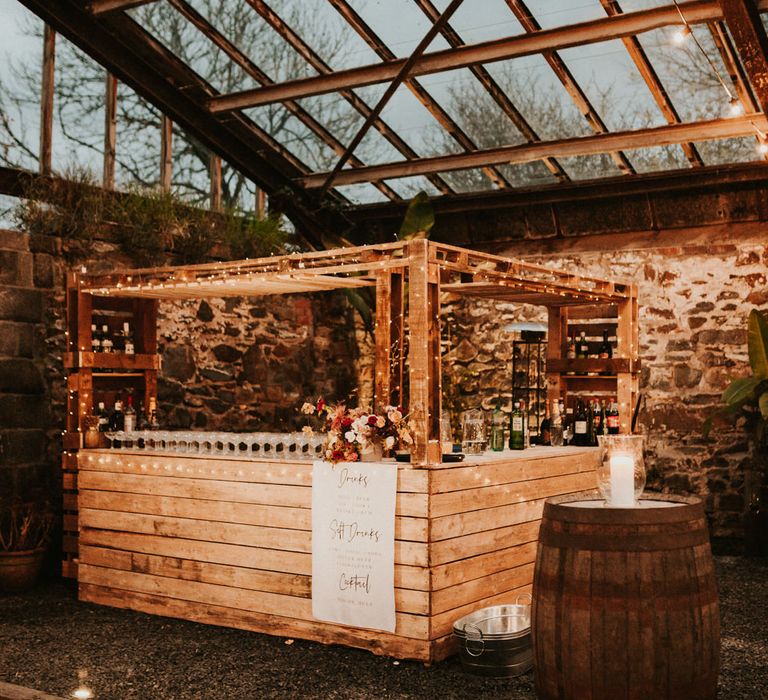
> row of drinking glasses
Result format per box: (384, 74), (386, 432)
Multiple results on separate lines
(103, 430), (326, 460)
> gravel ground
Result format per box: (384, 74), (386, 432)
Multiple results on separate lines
(0, 556), (765, 700)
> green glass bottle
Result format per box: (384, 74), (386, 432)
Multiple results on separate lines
(509, 400), (525, 450)
(490, 399), (505, 452)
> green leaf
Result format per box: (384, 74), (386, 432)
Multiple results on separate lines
(398, 191), (434, 240)
(760, 392), (768, 420)
(748, 309), (768, 378)
(721, 376), (761, 406)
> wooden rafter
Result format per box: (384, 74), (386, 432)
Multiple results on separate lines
(103, 72), (117, 188)
(87, 0), (158, 14)
(319, 0), (465, 195)
(245, 0), (454, 196)
(167, 0), (399, 201)
(413, 0), (569, 183)
(708, 19), (760, 112)
(505, 0), (635, 175)
(18, 0), (351, 247)
(39, 24), (55, 176)
(208, 1), (733, 112)
(719, 0), (768, 114)
(160, 115), (172, 191)
(299, 114), (768, 188)
(599, 0), (703, 167)
(327, 0), (511, 189)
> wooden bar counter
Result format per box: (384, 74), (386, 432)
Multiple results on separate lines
(76, 445), (599, 662)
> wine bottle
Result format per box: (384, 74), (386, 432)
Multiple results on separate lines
(573, 400), (589, 446)
(577, 331), (589, 359)
(148, 397), (160, 430)
(101, 324), (113, 353)
(509, 401), (525, 450)
(527, 402), (539, 446)
(113, 323), (125, 352)
(109, 399), (125, 432)
(550, 399), (563, 447)
(90, 324), (101, 353)
(490, 399), (505, 452)
(96, 401), (109, 432)
(607, 399), (620, 435)
(539, 401), (551, 447)
(564, 405), (574, 445)
(598, 329), (612, 359)
(566, 333), (576, 360)
(123, 395), (136, 433)
(123, 322), (135, 355)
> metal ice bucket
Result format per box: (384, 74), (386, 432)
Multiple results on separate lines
(453, 596), (533, 678)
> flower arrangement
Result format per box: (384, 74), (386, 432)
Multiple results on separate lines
(301, 398), (414, 464)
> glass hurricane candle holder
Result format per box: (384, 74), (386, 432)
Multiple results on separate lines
(596, 434), (646, 508)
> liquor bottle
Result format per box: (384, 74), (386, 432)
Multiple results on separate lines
(490, 399), (505, 452)
(137, 402), (149, 431)
(599, 400), (608, 437)
(509, 401), (525, 450)
(123, 322), (135, 355)
(577, 331), (589, 359)
(90, 324), (101, 353)
(598, 329), (613, 359)
(113, 323), (125, 352)
(123, 394), (136, 432)
(539, 401), (551, 446)
(96, 401), (109, 432)
(590, 400), (601, 446)
(527, 402), (539, 446)
(607, 399), (620, 435)
(109, 399), (125, 432)
(550, 399), (563, 447)
(101, 324), (113, 353)
(148, 397), (160, 430)
(563, 404), (574, 445)
(566, 334), (576, 360)
(573, 400), (589, 446)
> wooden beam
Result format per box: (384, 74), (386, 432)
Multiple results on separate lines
(719, 0), (768, 114)
(319, 0), (465, 194)
(88, 0), (158, 15)
(39, 24), (55, 176)
(328, 0), (511, 189)
(208, 1), (729, 112)
(413, 0), (569, 182)
(255, 187), (266, 219)
(505, 0), (634, 175)
(168, 0), (399, 201)
(300, 114), (768, 188)
(209, 153), (222, 212)
(160, 115), (172, 191)
(599, 0), (703, 167)
(103, 72), (117, 189)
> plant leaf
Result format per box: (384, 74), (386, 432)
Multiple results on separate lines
(721, 376), (761, 406)
(398, 191), (434, 240)
(748, 309), (768, 378)
(759, 392), (768, 420)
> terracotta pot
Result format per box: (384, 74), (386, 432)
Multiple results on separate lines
(0, 548), (46, 592)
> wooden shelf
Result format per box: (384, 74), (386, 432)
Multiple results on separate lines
(547, 358), (639, 375)
(64, 351), (160, 370)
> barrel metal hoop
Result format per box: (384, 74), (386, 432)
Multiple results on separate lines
(539, 526), (709, 551)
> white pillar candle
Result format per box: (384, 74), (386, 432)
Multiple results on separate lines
(609, 453), (635, 507)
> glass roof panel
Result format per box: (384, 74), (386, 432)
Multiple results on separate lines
(437, 168), (498, 193)
(383, 176), (443, 199)
(558, 154), (624, 180)
(694, 137), (762, 166)
(425, 0), (525, 44)
(625, 144), (691, 173)
(518, 0), (608, 30)
(334, 182), (390, 205)
(499, 162), (560, 188)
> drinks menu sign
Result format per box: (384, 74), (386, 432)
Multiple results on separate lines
(311, 460), (397, 633)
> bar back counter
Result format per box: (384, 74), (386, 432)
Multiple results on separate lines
(64, 242), (637, 661)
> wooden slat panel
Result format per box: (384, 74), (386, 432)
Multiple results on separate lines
(79, 545), (430, 615)
(78, 507), (429, 566)
(432, 542), (537, 591)
(79, 583), (434, 661)
(430, 519), (540, 566)
(78, 470), (429, 517)
(430, 470), (597, 518)
(79, 529), (429, 591)
(78, 564), (430, 638)
(79, 489), (428, 541)
(431, 497), (547, 541)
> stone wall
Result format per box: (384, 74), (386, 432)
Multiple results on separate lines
(444, 237), (767, 537)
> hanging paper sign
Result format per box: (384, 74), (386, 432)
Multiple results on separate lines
(311, 460), (397, 633)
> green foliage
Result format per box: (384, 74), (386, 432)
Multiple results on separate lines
(704, 309), (768, 450)
(397, 191), (434, 240)
(13, 171), (288, 265)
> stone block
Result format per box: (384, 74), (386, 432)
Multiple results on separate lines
(0, 229), (29, 251)
(0, 429), (46, 466)
(196, 300), (214, 322)
(0, 287), (43, 322)
(33, 253), (55, 288)
(0, 250), (33, 286)
(0, 321), (36, 358)
(28, 233), (60, 254)
(162, 344), (196, 382)
(0, 359), (45, 394)
(0, 394), (46, 428)
(212, 344), (242, 363)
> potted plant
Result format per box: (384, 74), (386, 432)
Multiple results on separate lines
(0, 499), (54, 592)
(704, 308), (768, 555)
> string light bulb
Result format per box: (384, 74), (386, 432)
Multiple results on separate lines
(728, 97), (744, 116)
(671, 25), (691, 45)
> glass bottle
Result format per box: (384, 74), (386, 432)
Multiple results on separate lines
(90, 323), (100, 353)
(550, 399), (563, 447)
(490, 399), (505, 452)
(123, 394), (136, 433)
(577, 331), (589, 359)
(101, 324), (113, 353)
(573, 400), (589, 447)
(607, 399), (620, 435)
(123, 322), (135, 355)
(598, 328), (612, 359)
(539, 401), (551, 447)
(509, 401), (525, 450)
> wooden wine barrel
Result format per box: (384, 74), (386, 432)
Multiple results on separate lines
(532, 492), (720, 700)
